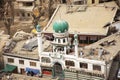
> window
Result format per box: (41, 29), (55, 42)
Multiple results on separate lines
(79, 36), (86, 44)
(27, 13), (30, 17)
(62, 0), (66, 3)
(58, 39), (60, 43)
(99, 0), (106, 3)
(21, 13), (25, 17)
(90, 36), (97, 44)
(8, 58), (14, 63)
(30, 62), (36, 67)
(86, 37), (89, 44)
(80, 62), (88, 69)
(80, 36), (93, 44)
(65, 60), (75, 67)
(19, 60), (24, 65)
(93, 65), (101, 71)
(92, 0), (95, 4)
(41, 57), (51, 63)
(74, 1), (85, 5)
(63, 39), (65, 43)
(23, 2), (33, 6)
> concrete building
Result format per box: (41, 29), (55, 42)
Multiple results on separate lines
(0, 30), (10, 70)
(61, 0), (111, 4)
(14, 0), (35, 21)
(43, 1), (118, 46)
(13, 0), (112, 22)
(2, 18), (120, 80)
(2, 1), (120, 80)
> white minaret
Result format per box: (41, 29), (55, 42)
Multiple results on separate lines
(36, 24), (42, 57)
(74, 33), (78, 58)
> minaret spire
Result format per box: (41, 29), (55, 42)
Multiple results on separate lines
(36, 24), (42, 57)
(74, 32), (78, 58)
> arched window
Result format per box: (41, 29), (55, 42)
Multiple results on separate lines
(41, 57), (51, 63)
(65, 60), (75, 67)
(63, 38), (65, 43)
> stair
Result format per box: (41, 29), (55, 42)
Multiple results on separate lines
(64, 71), (78, 80)
(64, 71), (104, 80)
(42, 74), (52, 78)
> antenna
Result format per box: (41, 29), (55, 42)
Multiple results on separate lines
(59, 8), (62, 20)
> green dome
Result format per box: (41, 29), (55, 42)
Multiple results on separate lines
(53, 20), (69, 33)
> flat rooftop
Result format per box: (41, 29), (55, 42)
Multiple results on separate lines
(4, 39), (52, 60)
(65, 31), (120, 61)
(3, 31), (120, 62)
(44, 1), (118, 35)
(3, 31), (52, 60)
(84, 32), (120, 61)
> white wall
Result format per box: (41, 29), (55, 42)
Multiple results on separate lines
(3, 56), (41, 73)
(41, 52), (107, 74)
(41, 52), (106, 74)
(77, 58), (106, 73)
(3, 51), (112, 76)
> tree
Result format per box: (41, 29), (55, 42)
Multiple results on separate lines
(32, 0), (44, 28)
(117, 0), (120, 6)
(48, 0), (54, 19)
(32, 0), (56, 27)
(0, 0), (5, 20)
(3, 0), (14, 35)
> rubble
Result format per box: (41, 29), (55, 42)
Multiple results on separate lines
(3, 39), (16, 53)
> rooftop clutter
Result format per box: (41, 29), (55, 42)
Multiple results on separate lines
(3, 39), (16, 53)
(22, 38), (38, 51)
(53, 20), (69, 33)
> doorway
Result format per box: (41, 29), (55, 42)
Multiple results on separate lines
(20, 68), (25, 74)
(53, 62), (64, 79)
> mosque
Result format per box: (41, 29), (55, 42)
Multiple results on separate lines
(3, 18), (120, 80)
(2, 1), (120, 80)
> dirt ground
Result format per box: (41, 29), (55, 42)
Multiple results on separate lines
(0, 21), (30, 36)
(0, 20), (48, 37)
